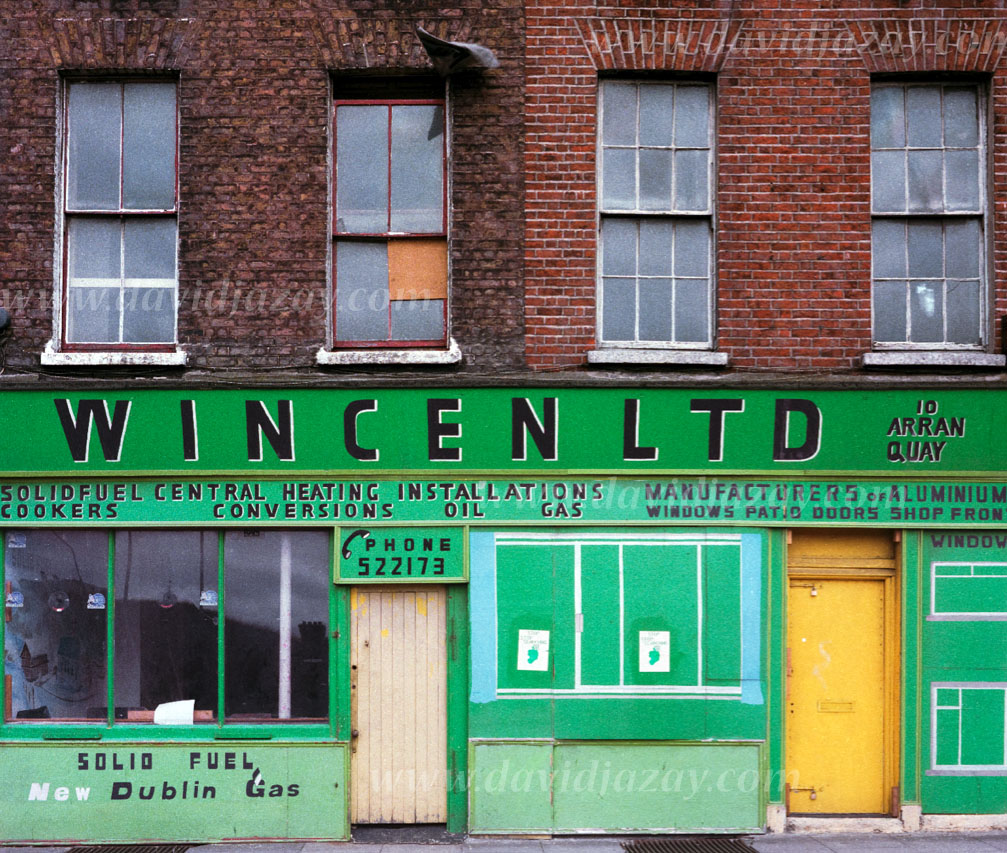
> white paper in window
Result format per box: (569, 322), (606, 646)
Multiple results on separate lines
(153, 699), (195, 725)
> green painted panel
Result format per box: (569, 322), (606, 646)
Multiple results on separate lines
(474, 529), (764, 743)
(580, 545), (620, 686)
(551, 743), (761, 832)
(336, 526), (465, 582)
(935, 576), (1007, 615)
(901, 530), (922, 805)
(921, 530), (1007, 813)
(496, 545), (558, 693)
(469, 699), (554, 740)
(469, 742), (552, 833)
(935, 708), (960, 766)
(0, 743), (348, 842)
(553, 698), (765, 742)
(623, 545), (698, 687)
(765, 529), (786, 804)
(703, 545), (742, 684)
(961, 690), (1005, 766)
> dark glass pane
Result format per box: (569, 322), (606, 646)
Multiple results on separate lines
(4, 530), (108, 721)
(336, 105), (389, 233)
(67, 83), (121, 210)
(113, 531), (217, 722)
(390, 105), (444, 233)
(946, 279), (981, 345)
(601, 277), (636, 341)
(390, 298), (445, 341)
(638, 279), (672, 341)
(874, 280), (907, 342)
(335, 241), (389, 342)
(122, 83), (176, 210)
(871, 86), (905, 149)
(225, 531), (329, 720)
(909, 280), (944, 343)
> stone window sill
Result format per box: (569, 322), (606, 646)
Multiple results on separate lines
(41, 342), (188, 367)
(316, 338), (462, 366)
(587, 348), (729, 367)
(863, 351), (1006, 369)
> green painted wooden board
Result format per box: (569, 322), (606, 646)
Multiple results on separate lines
(0, 743), (348, 842)
(469, 740), (762, 833)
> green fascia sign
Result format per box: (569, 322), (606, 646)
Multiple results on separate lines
(0, 388), (996, 475)
(1, 478), (1006, 527)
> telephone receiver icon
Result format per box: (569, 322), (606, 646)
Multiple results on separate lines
(341, 529), (372, 559)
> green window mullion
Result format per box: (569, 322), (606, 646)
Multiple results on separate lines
(106, 529), (115, 727)
(217, 529), (225, 726)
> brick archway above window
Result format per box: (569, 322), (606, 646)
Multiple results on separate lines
(846, 18), (1007, 74)
(45, 17), (196, 70)
(574, 18), (742, 73)
(312, 17), (474, 70)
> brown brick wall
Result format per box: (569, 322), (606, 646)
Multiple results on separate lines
(525, 0), (1007, 372)
(0, 0), (523, 374)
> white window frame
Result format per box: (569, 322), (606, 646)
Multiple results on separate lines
(47, 77), (185, 364)
(870, 81), (990, 352)
(929, 682), (1007, 775)
(595, 79), (717, 352)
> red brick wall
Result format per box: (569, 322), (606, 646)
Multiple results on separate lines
(525, 0), (1007, 371)
(0, 0), (523, 373)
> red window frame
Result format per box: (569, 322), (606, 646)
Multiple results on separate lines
(332, 97), (448, 348)
(61, 78), (179, 352)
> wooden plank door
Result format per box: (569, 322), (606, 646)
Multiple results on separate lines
(350, 586), (447, 824)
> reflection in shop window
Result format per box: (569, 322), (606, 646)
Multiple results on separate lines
(225, 530), (329, 721)
(2, 527), (329, 725)
(3, 530), (108, 721)
(114, 530), (218, 722)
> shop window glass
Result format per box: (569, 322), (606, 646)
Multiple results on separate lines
(113, 530), (218, 721)
(3, 530), (108, 721)
(3, 528), (329, 726)
(224, 530), (330, 720)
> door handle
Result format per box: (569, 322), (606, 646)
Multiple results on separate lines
(351, 729), (360, 739)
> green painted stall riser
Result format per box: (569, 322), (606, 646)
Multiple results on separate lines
(0, 743), (349, 842)
(470, 742), (762, 833)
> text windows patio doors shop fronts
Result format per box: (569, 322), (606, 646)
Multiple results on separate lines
(870, 83), (987, 349)
(598, 80), (715, 348)
(333, 79), (448, 348)
(62, 80), (179, 348)
(2, 529), (329, 725)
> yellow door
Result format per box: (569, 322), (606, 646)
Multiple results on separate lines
(350, 586), (447, 824)
(786, 577), (887, 813)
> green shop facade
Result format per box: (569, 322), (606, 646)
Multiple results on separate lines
(1, 387), (1005, 841)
